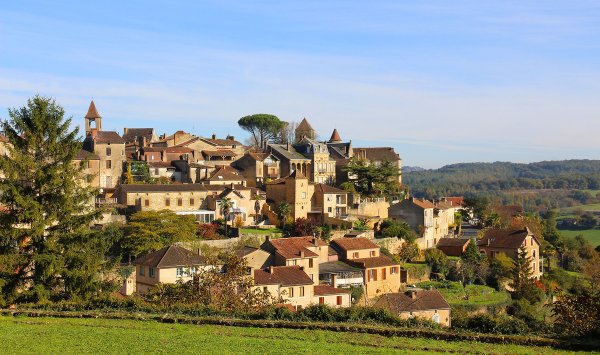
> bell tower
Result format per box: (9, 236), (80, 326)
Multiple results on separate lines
(84, 100), (102, 135)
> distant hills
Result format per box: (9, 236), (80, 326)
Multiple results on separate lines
(403, 166), (426, 173)
(404, 160), (600, 210)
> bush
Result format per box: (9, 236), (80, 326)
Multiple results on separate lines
(424, 248), (449, 276)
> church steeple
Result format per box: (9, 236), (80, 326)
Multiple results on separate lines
(84, 100), (102, 135)
(295, 117), (315, 142)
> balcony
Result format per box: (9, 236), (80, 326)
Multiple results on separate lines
(96, 197), (117, 206)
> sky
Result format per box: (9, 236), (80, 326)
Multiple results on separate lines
(1, 1), (599, 169)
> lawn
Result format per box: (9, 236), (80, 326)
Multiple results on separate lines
(562, 203), (600, 212)
(417, 281), (511, 307)
(0, 316), (584, 354)
(559, 229), (600, 247)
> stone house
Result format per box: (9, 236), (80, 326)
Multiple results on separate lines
(266, 170), (314, 221)
(313, 183), (349, 220)
(374, 289), (451, 327)
(436, 238), (471, 257)
(200, 166), (247, 186)
(261, 236), (329, 285)
(232, 151), (280, 187)
(81, 101), (125, 191)
(253, 266), (315, 310)
(389, 198), (437, 249)
(478, 228), (543, 279)
(330, 237), (401, 299)
(73, 149), (101, 189)
(268, 143), (312, 178)
(122, 128), (158, 148)
(314, 285), (352, 308)
(206, 184), (262, 226)
(235, 246), (273, 274)
(133, 245), (208, 294)
(293, 137), (337, 185)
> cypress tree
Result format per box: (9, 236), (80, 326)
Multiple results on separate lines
(0, 96), (103, 303)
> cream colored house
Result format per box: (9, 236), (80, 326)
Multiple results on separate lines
(331, 237), (402, 299)
(253, 266), (315, 310)
(389, 198), (437, 249)
(232, 152), (280, 187)
(374, 290), (451, 327)
(133, 245), (208, 294)
(262, 236), (329, 285)
(478, 227), (543, 279)
(314, 285), (351, 308)
(293, 136), (336, 185)
(207, 184), (263, 226)
(266, 170), (314, 221)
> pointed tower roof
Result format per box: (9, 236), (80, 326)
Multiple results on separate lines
(329, 129), (342, 142)
(297, 117), (314, 131)
(85, 100), (101, 119)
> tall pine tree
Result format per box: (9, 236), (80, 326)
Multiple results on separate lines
(0, 96), (105, 304)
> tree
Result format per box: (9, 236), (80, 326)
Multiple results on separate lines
(342, 158), (399, 197)
(510, 246), (541, 302)
(219, 197), (233, 237)
(398, 242), (420, 263)
(122, 210), (197, 257)
(252, 194), (263, 225)
(459, 240), (488, 285)
(488, 252), (514, 289)
(292, 217), (317, 237)
(424, 248), (448, 276)
(238, 114), (286, 148)
(124, 163), (134, 184)
(552, 290), (600, 337)
(379, 219), (415, 242)
(0, 96), (103, 303)
(276, 202), (292, 230)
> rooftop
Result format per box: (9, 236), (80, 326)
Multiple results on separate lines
(331, 237), (378, 252)
(133, 245), (206, 268)
(374, 290), (450, 313)
(253, 266), (313, 286)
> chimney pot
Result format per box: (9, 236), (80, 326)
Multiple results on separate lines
(212, 134), (216, 139)
(300, 250), (305, 258)
(411, 291), (417, 299)
(269, 266), (274, 274)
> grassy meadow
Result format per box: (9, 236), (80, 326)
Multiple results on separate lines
(0, 316), (587, 355)
(416, 281), (511, 307)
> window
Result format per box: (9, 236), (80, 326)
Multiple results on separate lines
(328, 207), (332, 213)
(106, 147), (111, 156)
(190, 198), (194, 206)
(309, 259), (313, 268)
(86, 161), (91, 169)
(155, 168), (159, 175)
(336, 296), (343, 306)
(319, 297), (324, 304)
(530, 238), (533, 246)
(299, 286), (305, 297)
(368, 269), (377, 282)
(301, 192), (307, 199)
(165, 198), (170, 206)
(144, 199), (149, 207)
(390, 267), (398, 275)
(353, 252), (359, 259)
(370, 250), (376, 257)
(177, 198), (183, 206)
(382, 268), (387, 280)
(533, 250), (536, 258)
(139, 266), (145, 276)
(177, 267), (184, 277)
(533, 262), (536, 273)
(106, 160), (111, 169)
(288, 287), (294, 298)
(149, 267), (155, 278)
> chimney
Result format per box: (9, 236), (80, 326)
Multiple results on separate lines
(227, 135), (235, 141)
(124, 128), (129, 135)
(230, 183), (235, 189)
(411, 290), (417, 300)
(313, 238), (318, 246)
(286, 142), (290, 151)
(300, 250), (305, 258)
(331, 274), (337, 287)
(212, 134), (216, 139)
(142, 136), (147, 147)
(265, 235), (271, 243)
(269, 266), (274, 274)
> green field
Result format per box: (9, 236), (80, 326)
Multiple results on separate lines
(559, 229), (600, 247)
(0, 316), (585, 354)
(239, 227), (283, 236)
(563, 203), (600, 212)
(417, 281), (511, 307)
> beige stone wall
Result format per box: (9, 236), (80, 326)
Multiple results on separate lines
(350, 200), (389, 218)
(373, 237), (405, 254)
(254, 284), (315, 309)
(480, 234), (542, 279)
(121, 189), (211, 212)
(74, 158), (101, 188)
(344, 248), (380, 260)
(94, 142), (125, 189)
(314, 293), (351, 308)
(311, 152), (336, 184)
(364, 265), (402, 298)
(398, 309), (451, 327)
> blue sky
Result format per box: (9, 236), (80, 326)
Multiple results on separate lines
(1, 1), (599, 168)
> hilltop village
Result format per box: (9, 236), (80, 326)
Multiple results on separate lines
(27, 100), (545, 324)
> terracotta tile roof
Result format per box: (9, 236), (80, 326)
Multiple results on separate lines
(443, 197), (464, 206)
(346, 255), (399, 269)
(478, 228), (537, 249)
(374, 290), (450, 313)
(119, 184), (210, 193)
(122, 128), (154, 143)
(436, 238), (471, 248)
(207, 167), (245, 181)
(328, 129), (342, 143)
(201, 137), (243, 146)
(85, 100), (101, 118)
(331, 237), (378, 251)
(314, 285), (351, 296)
(354, 147), (400, 161)
(91, 131), (124, 144)
(134, 245), (206, 268)
(253, 266), (313, 286)
(267, 236), (327, 260)
(411, 198), (436, 209)
(202, 150), (237, 158)
(74, 149), (100, 160)
(314, 183), (347, 194)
